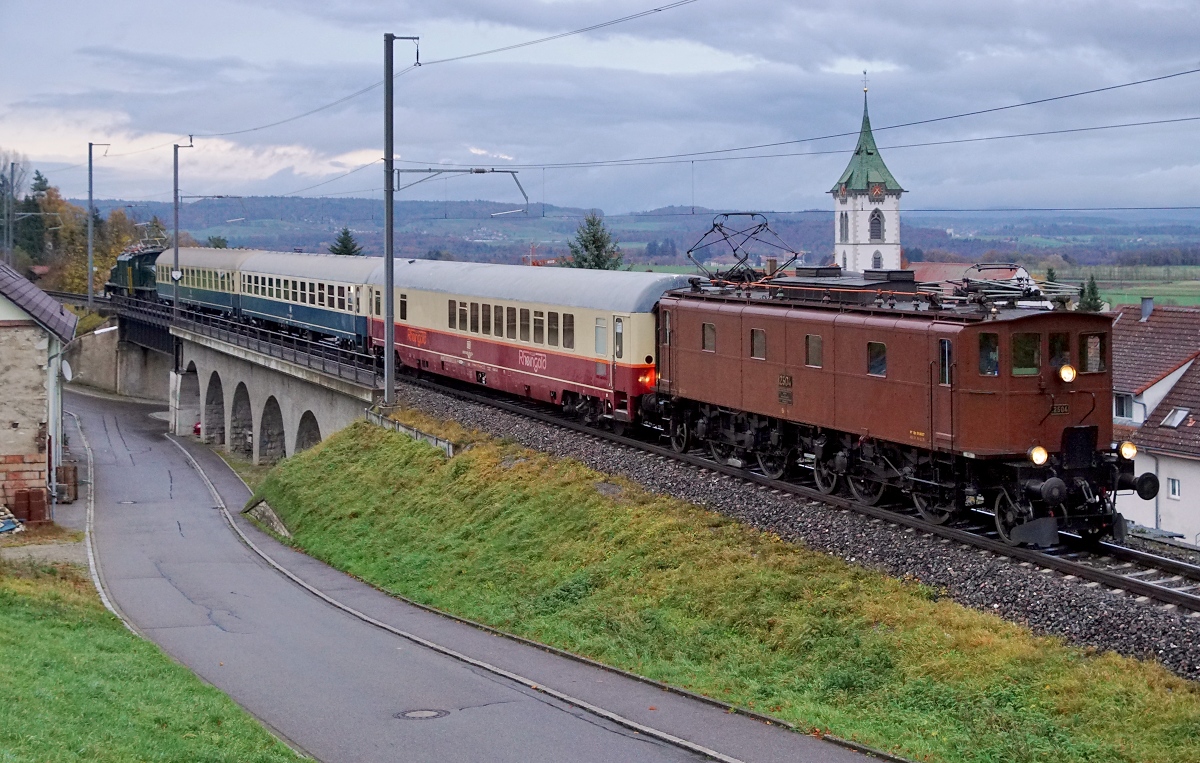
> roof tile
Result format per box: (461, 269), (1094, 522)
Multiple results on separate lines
(1110, 304), (1200, 394)
(0, 262), (77, 344)
(1134, 359), (1200, 457)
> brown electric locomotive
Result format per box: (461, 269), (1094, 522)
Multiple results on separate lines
(652, 267), (1160, 546)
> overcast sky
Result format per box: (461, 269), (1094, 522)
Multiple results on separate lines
(3, 0), (1199, 214)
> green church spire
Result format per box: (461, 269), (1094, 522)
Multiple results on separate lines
(830, 92), (904, 195)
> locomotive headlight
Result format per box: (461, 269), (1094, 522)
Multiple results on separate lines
(1028, 445), (1049, 466)
(1058, 364), (1077, 383)
(1119, 441), (1138, 460)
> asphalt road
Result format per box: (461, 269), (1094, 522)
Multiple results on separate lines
(66, 389), (873, 763)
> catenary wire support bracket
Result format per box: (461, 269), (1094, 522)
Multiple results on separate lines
(394, 168), (528, 216)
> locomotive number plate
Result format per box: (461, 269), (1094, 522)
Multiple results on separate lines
(778, 390), (794, 405)
(1050, 403), (1070, 416)
(778, 374), (793, 388)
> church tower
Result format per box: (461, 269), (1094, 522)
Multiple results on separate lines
(831, 88), (904, 272)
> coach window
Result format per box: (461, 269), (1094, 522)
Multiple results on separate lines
(939, 339), (952, 385)
(448, 299), (457, 329)
(750, 328), (766, 360)
(702, 322), (716, 352)
(470, 303), (480, 333)
(534, 311), (545, 344)
(253, 275), (261, 295)
(1049, 332), (1070, 369)
(1080, 332), (1107, 373)
(338, 286), (347, 311)
(805, 334), (823, 368)
(1012, 333), (1040, 376)
(979, 333), (999, 376)
(507, 307), (517, 339)
(563, 313), (575, 349)
(520, 309), (531, 341)
(495, 305), (505, 337)
(400, 294), (407, 321)
(595, 317), (608, 355)
(458, 301), (468, 329)
(614, 318), (624, 358)
(548, 312), (559, 346)
(481, 303), (491, 334)
(374, 290), (381, 316)
(867, 341), (887, 377)
(310, 283), (317, 305)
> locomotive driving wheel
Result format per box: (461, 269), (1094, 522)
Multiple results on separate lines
(669, 417), (691, 453)
(709, 440), (735, 465)
(994, 490), (1032, 546)
(812, 458), (840, 494)
(847, 474), (886, 505)
(756, 446), (790, 480)
(912, 491), (956, 525)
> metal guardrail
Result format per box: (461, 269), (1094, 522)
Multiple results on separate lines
(364, 408), (456, 457)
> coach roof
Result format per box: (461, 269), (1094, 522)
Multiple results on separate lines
(369, 259), (694, 313)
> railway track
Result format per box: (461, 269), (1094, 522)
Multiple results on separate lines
(394, 372), (1200, 615)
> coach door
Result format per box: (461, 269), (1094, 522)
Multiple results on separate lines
(611, 314), (629, 391)
(929, 327), (956, 450)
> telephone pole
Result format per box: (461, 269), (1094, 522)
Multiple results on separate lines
(87, 142), (110, 308)
(383, 33), (418, 407)
(172, 140), (193, 319)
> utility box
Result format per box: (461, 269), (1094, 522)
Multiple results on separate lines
(56, 465), (78, 504)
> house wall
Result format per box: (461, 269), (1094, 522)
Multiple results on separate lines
(1124, 360), (1196, 425)
(0, 319), (51, 505)
(1121, 450), (1200, 544)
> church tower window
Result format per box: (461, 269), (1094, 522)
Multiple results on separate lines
(872, 251), (883, 269)
(839, 212), (849, 243)
(869, 209), (884, 242)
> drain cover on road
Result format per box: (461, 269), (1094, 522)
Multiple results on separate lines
(394, 709), (449, 720)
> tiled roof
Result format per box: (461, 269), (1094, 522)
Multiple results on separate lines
(830, 94), (904, 194)
(1110, 304), (1200, 394)
(0, 262), (77, 343)
(1135, 359), (1200, 457)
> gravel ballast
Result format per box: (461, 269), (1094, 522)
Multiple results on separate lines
(392, 381), (1200, 682)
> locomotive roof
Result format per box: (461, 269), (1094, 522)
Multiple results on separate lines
(367, 259), (695, 313)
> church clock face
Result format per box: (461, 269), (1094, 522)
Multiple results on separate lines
(869, 183), (885, 199)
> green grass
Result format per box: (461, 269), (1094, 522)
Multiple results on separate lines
(255, 422), (1200, 763)
(0, 560), (301, 762)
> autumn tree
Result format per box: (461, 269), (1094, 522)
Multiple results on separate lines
(562, 212), (622, 270)
(329, 227), (363, 256)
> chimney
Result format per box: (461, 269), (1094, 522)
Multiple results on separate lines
(1140, 296), (1154, 322)
(766, 257), (778, 276)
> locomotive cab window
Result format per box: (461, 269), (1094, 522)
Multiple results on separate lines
(979, 333), (999, 376)
(805, 334), (823, 368)
(520, 309), (531, 341)
(750, 328), (766, 360)
(563, 313), (575, 349)
(1050, 332), (1070, 368)
(702, 323), (716, 352)
(1080, 332), (1107, 373)
(939, 339), (952, 385)
(1012, 333), (1041, 376)
(614, 318), (623, 358)
(867, 341), (887, 377)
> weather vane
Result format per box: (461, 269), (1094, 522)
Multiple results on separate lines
(863, 70), (869, 93)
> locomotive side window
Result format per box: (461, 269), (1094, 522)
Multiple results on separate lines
(481, 303), (491, 334)
(939, 339), (952, 385)
(805, 334), (823, 367)
(867, 342), (887, 377)
(979, 333), (999, 376)
(702, 323), (716, 352)
(1050, 332), (1070, 368)
(750, 328), (766, 360)
(1012, 333), (1040, 376)
(520, 309), (531, 341)
(614, 318), (623, 358)
(470, 303), (480, 333)
(1080, 332), (1107, 373)
(400, 294), (407, 321)
(507, 307), (517, 339)
(563, 313), (575, 349)
(661, 310), (671, 344)
(548, 312), (559, 346)
(595, 318), (608, 355)
(448, 299), (457, 329)
(534, 311), (545, 344)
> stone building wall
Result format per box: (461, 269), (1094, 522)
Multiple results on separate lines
(0, 321), (50, 503)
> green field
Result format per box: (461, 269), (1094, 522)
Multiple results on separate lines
(254, 421), (1200, 763)
(0, 560), (300, 762)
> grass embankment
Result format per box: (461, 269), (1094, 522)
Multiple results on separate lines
(255, 422), (1200, 763)
(0, 560), (299, 762)
(0, 522), (82, 548)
